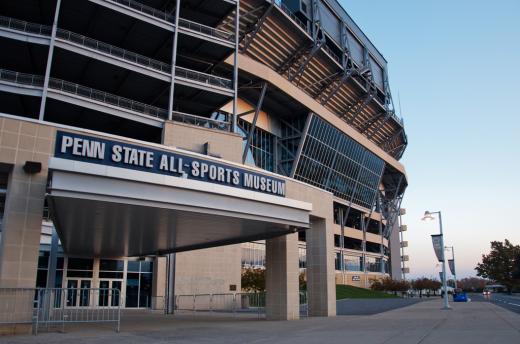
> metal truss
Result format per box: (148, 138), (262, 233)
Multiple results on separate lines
(357, 111), (386, 133)
(366, 111), (393, 140)
(242, 82), (267, 163)
(278, 114), (308, 177)
(277, 0), (325, 85)
(341, 84), (376, 124)
(315, 68), (357, 105)
(240, 2), (275, 53)
(380, 174), (405, 239)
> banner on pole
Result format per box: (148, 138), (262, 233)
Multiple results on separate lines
(431, 234), (444, 262)
(439, 271), (444, 283)
(448, 259), (456, 275)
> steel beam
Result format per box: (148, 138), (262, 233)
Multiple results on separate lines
(231, 0), (240, 133)
(241, 2), (274, 53)
(357, 111), (386, 134)
(167, 0), (181, 121)
(39, 0), (61, 121)
(289, 112), (312, 178)
(317, 69), (355, 105)
(242, 82), (267, 164)
(366, 111), (392, 140)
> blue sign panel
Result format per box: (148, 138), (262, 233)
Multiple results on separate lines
(54, 131), (286, 197)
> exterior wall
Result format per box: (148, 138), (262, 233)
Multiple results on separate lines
(161, 120), (243, 295)
(174, 246), (242, 295)
(162, 121), (243, 163)
(390, 220), (403, 280)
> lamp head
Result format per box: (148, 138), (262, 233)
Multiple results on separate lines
(421, 210), (435, 221)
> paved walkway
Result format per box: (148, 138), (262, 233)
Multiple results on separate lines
(4, 299), (520, 344)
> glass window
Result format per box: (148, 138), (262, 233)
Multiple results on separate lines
(125, 261), (154, 308)
(294, 115), (385, 209)
(127, 261), (140, 272)
(237, 118), (275, 172)
(99, 259), (124, 272)
(67, 258), (93, 278)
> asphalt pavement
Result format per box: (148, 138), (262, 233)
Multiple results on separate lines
(472, 292), (520, 314)
(336, 297), (423, 315)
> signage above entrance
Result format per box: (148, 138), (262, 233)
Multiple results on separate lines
(54, 131), (286, 197)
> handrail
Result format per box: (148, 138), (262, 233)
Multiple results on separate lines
(171, 111), (230, 131)
(175, 66), (232, 90)
(322, 45), (341, 65)
(178, 18), (235, 42)
(47, 78), (168, 119)
(55, 28), (171, 73)
(108, 0), (174, 22)
(274, 0), (310, 35)
(0, 69), (44, 87)
(0, 15), (52, 36)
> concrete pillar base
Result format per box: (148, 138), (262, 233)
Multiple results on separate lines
(265, 233), (299, 320)
(307, 218), (336, 317)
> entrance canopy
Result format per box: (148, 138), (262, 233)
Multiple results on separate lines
(47, 157), (311, 258)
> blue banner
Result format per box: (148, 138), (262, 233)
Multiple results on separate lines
(54, 131), (286, 197)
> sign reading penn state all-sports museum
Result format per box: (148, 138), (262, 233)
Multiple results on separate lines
(54, 131), (286, 197)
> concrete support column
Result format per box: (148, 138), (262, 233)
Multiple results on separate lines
(152, 256), (167, 311)
(0, 164), (46, 288)
(306, 218), (336, 317)
(265, 233), (299, 320)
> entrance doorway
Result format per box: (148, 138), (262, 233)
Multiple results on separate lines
(66, 279), (91, 307)
(99, 280), (122, 307)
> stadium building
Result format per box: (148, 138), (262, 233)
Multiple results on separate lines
(0, 0), (409, 322)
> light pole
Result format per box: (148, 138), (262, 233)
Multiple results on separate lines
(422, 210), (450, 310)
(446, 246), (457, 289)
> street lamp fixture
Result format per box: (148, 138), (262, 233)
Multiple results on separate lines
(421, 211), (435, 221)
(422, 210), (451, 310)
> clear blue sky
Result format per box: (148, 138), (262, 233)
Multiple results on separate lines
(340, 0), (520, 278)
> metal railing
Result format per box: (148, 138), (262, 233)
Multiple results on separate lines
(175, 292), (266, 318)
(0, 69), (44, 87)
(274, 1), (310, 35)
(0, 15), (52, 36)
(47, 78), (168, 119)
(34, 288), (121, 334)
(322, 45), (341, 65)
(171, 111), (231, 131)
(0, 288), (120, 334)
(108, 0), (174, 22)
(178, 18), (235, 42)
(56, 28), (171, 73)
(175, 66), (232, 90)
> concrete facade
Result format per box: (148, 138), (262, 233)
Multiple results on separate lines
(0, 0), (409, 333)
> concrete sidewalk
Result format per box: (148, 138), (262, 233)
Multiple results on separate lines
(4, 300), (520, 344)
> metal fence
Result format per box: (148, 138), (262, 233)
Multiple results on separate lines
(0, 69), (44, 87)
(0, 15), (52, 36)
(274, 0), (310, 34)
(0, 288), (121, 334)
(34, 288), (121, 334)
(175, 292), (266, 318)
(175, 66), (232, 90)
(178, 18), (234, 42)
(109, 0), (174, 22)
(171, 111), (231, 131)
(56, 28), (171, 73)
(48, 78), (168, 119)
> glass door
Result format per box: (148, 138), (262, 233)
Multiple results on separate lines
(66, 279), (91, 307)
(98, 280), (123, 307)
